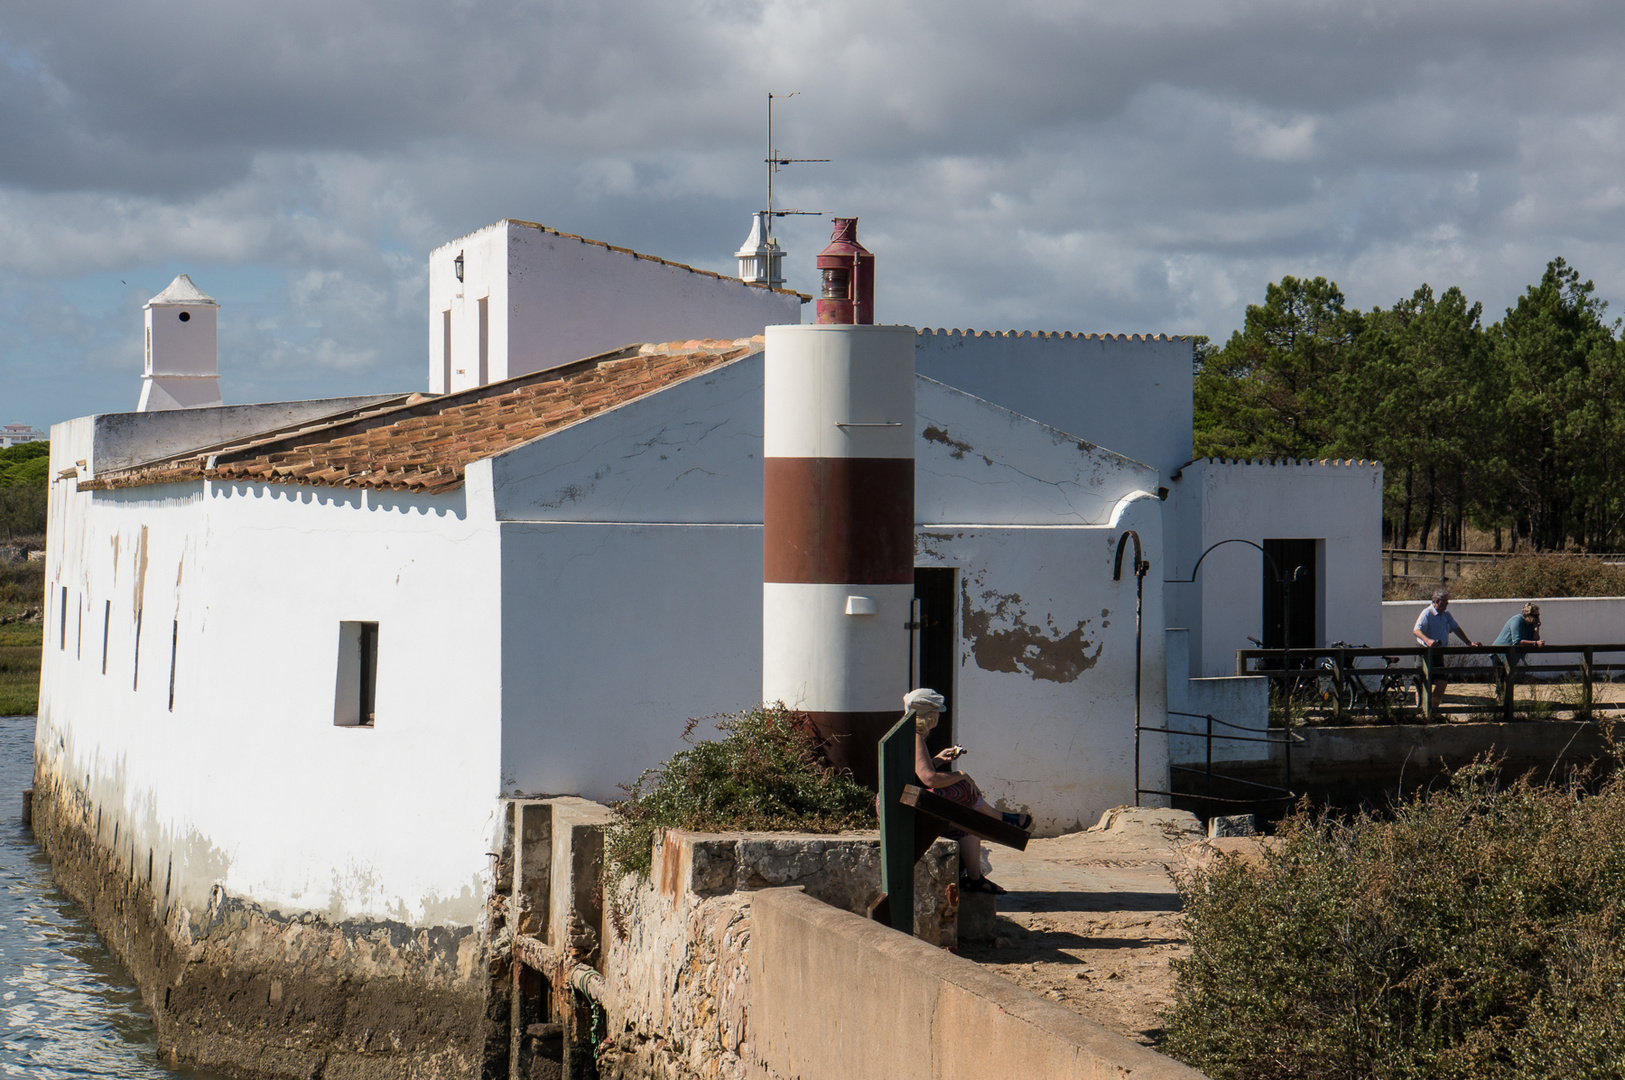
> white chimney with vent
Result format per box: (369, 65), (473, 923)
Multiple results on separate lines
(735, 211), (785, 289)
(138, 274), (223, 412)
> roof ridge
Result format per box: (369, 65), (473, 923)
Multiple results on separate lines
(502, 220), (812, 302)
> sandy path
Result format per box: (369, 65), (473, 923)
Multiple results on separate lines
(956, 808), (1224, 1046)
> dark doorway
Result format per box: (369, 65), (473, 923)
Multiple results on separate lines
(914, 567), (956, 755)
(1262, 538), (1317, 650)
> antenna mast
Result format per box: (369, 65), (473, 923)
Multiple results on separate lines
(765, 91), (827, 242)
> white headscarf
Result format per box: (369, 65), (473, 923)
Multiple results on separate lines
(904, 688), (946, 713)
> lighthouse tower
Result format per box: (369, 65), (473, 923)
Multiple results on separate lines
(138, 275), (223, 412)
(762, 219), (915, 787)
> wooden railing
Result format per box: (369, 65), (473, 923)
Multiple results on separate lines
(1235, 643), (1625, 721)
(1383, 548), (1625, 585)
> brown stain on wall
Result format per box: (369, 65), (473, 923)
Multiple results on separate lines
(132, 526), (149, 614)
(961, 582), (1103, 683)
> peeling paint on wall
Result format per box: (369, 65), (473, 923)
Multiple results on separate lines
(921, 425), (991, 466)
(961, 579), (1103, 683)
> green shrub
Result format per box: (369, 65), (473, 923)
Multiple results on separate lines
(1163, 763), (1625, 1080)
(0, 623), (42, 716)
(0, 558), (44, 616)
(605, 703), (876, 878)
(1456, 553), (1625, 599)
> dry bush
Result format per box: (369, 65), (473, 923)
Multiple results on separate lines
(1163, 761), (1625, 1080)
(1456, 553), (1625, 599)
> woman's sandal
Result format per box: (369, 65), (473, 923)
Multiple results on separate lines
(960, 874), (1007, 895)
(1001, 811), (1033, 832)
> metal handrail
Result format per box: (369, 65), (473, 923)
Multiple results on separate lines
(1144, 711), (1303, 809)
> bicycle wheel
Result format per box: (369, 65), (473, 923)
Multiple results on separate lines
(1377, 674), (1411, 712)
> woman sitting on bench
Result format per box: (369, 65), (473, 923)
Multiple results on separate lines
(906, 687), (1032, 895)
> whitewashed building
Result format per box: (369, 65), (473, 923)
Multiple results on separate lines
(33, 215), (1379, 1076)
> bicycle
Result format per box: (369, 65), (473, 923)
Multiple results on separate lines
(1247, 636), (1325, 710)
(1320, 640), (1412, 713)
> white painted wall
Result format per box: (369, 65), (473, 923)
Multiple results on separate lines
(488, 354), (766, 524)
(916, 376), (1159, 526)
(915, 493), (1169, 831)
(913, 330), (1193, 476)
(495, 520), (764, 799)
(1165, 459), (1384, 678)
(39, 419), (504, 930)
(1165, 629), (1271, 767)
(427, 221), (803, 392)
(483, 352), (1172, 829)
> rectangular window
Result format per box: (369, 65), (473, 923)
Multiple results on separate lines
(101, 601), (110, 674)
(132, 609), (143, 690)
(167, 620), (179, 712)
(441, 309), (453, 393)
(59, 587), (67, 650)
(477, 296), (489, 385)
(334, 621), (380, 727)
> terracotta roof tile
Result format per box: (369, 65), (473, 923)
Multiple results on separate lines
(85, 336), (763, 495)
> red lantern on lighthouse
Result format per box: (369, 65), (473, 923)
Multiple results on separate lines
(815, 218), (875, 325)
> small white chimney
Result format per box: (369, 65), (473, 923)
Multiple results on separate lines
(735, 212), (785, 289)
(138, 275), (223, 412)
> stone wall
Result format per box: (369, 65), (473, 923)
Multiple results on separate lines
(30, 772), (503, 1080)
(595, 829), (958, 1080)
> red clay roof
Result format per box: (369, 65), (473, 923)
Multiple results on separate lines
(84, 337), (763, 495)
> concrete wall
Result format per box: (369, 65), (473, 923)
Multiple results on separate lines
(1382, 597), (1625, 667)
(1166, 459), (1383, 678)
(1165, 629), (1271, 767)
(748, 887), (1207, 1080)
(913, 329), (1193, 477)
(428, 220), (803, 392)
(39, 418), (504, 931)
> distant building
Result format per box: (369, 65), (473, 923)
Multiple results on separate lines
(0, 424), (44, 448)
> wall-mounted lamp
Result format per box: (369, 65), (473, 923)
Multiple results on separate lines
(453, 251), (464, 282)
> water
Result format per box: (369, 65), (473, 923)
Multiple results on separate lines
(0, 715), (229, 1079)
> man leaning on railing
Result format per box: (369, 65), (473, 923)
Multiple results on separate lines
(1414, 589), (1481, 714)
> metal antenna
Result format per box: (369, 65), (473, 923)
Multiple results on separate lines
(765, 91), (827, 243)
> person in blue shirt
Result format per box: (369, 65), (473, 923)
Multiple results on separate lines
(1492, 603), (1544, 670)
(1413, 589), (1480, 714)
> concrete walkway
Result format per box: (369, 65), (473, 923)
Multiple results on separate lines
(956, 808), (1213, 1046)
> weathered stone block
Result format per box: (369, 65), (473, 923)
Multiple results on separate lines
(1208, 813), (1256, 838)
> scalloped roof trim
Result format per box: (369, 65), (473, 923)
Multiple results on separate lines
(916, 328), (1191, 341)
(1201, 457), (1381, 468)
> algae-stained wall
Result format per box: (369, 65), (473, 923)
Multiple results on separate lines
(38, 417), (505, 931)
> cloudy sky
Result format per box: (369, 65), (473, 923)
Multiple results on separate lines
(5, 0), (1625, 429)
